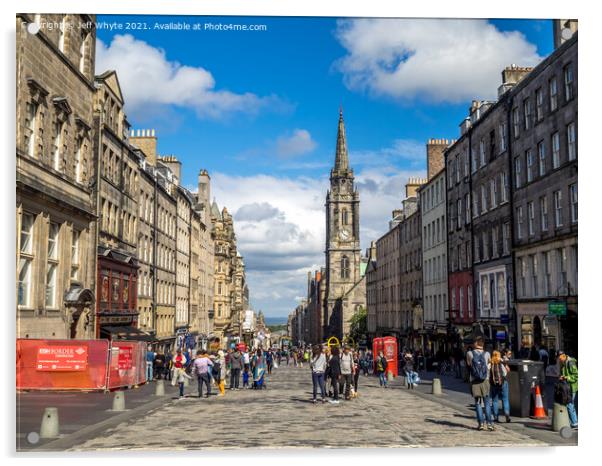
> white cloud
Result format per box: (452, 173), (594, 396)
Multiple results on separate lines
(210, 163), (426, 317)
(276, 129), (317, 157)
(96, 34), (286, 119)
(334, 19), (542, 103)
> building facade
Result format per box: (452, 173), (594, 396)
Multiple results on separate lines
(17, 14), (97, 339)
(420, 141), (449, 351)
(510, 34), (578, 354)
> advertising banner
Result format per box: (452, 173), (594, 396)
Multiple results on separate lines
(36, 345), (88, 371)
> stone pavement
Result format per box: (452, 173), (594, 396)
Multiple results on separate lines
(58, 363), (558, 452)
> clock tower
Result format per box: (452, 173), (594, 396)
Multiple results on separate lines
(324, 108), (361, 339)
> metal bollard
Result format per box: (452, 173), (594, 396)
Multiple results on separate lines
(432, 378), (443, 395)
(39, 407), (60, 439)
(112, 391), (126, 411)
(552, 402), (571, 432)
(155, 379), (165, 396)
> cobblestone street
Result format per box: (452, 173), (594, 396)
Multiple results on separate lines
(65, 364), (551, 451)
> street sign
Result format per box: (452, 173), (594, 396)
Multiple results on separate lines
(548, 301), (567, 316)
(495, 330), (506, 341)
(500, 314), (509, 324)
(36, 345), (88, 371)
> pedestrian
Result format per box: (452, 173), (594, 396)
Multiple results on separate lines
(489, 350), (511, 423)
(375, 351), (388, 388)
(403, 352), (416, 389)
(252, 348), (267, 389)
(165, 351), (173, 381)
(466, 336), (494, 431)
(215, 350), (226, 396)
(153, 351), (165, 380)
(242, 365), (250, 389)
(339, 346), (354, 400)
(539, 346), (550, 371)
(328, 347), (342, 404)
(146, 346), (155, 382)
(352, 349), (361, 395)
(558, 351), (578, 429)
(191, 349), (213, 398)
(310, 345), (327, 403)
(266, 350), (274, 375)
(171, 349), (189, 398)
(229, 347), (243, 390)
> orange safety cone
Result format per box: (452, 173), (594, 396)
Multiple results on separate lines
(530, 384), (548, 419)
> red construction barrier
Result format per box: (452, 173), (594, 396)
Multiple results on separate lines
(107, 341), (147, 389)
(372, 337), (383, 373)
(16, 339), (110, 390)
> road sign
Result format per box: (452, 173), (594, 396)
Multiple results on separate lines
(500, 314), (509, 324)
(548, 301), (567, 316)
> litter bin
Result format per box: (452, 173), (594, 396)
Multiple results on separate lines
(507, 360), (546, 418)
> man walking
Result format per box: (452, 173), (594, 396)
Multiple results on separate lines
(558, 351), (578, 429)
(229, 347), (243, 390)
(146, 346), (155, 382)
(339, 346), (354, 400)
(191, 350), (213, 398)
(466, 337), (494, 431)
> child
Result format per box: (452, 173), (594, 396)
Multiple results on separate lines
(242, 366), (250, 389)
(175, 366), (192, 399)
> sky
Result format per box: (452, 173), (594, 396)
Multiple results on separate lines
(95, 15), (554, 319)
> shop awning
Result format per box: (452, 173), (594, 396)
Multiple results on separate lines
(102, 326), (154, 342)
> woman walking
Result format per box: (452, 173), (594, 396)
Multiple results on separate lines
(328, 347), (342, 404)
(252, 348), (267, 389)
(490, 350), (511, 423)
(310, 345), (327, 403)
(375, 351), (388, 388)
(403, 351), (416, 389)
(352, 349), (361, 395)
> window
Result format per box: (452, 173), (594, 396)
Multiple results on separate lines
(467, 285), (473, 318)
(540, 196), (549, 231)
(523, 98), (532, 130)
(459, 287), (465, 319)
(52, 121), (64, 172)
(481, 275), (490, 311)
(58, 16), (66, 52)
(341, 255), (350, 279)
(75, 137), (84, 183)
(527, 149), (534, 183)
(25, 102), (39, 158)
(455, 158), (461, 184)
(481, 185), (487, 213)
(517, 206), (524, 239)
(47, 223), (59, 260)
(552, 132), (560, 169)
(342, 209), (349, 225)
(500, 172), (508, 203)
(490, 178), (497, 209)
(538, 141), (546, 176)
(20, 212), (34, 254)
(514, 156), (522, 188)
(554, 190), (563, 227)
(535, 87), (544, 121)
(530, 254), (539, 297)
(527, 202), (535, 236)
(543, 251), (552, 296)
(71, 230), (80, 280)
(464, 152), (469, 177)
(479, 139), (486, 167)
(549, 77), (558, 111)
(512, 107), (520, 138)
(474, 237), (480, 263)
(564, 64), (574, 101)
(46, 223), (60, 308)
(492, 226), (498, 258)
(518, 258), (526, 297)
(18, 213), (34, 307)
(456, 198), (462, 229)
(502, 222), (510, 256)
(496, 272), (506, 309)
(451, 288), (456, 313)
(558, 248), (568, 289)
(473, 191), (479, 218)
(499, 122), (507, 153)
(570, 184), (578, 223)
(567, 122), (576, 161)
(79, 33), (88, 73)
(465, 193), (471, 224)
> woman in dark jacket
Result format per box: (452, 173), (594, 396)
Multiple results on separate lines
(328, 347), (342, 403)
(375, 351), (388, 388)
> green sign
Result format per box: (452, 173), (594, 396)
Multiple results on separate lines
(548, 301), (567, 316)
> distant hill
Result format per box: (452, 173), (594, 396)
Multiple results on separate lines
(264, 317), (288, 326)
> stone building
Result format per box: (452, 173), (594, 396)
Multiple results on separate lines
(510, 32), (578, 354)
(445, 124), (475, 335)
(323, 109), (366, 340)
(93, 71), (141, 339)
(419, 141), (450, 351)
(17, 14), (97, 339)
(130, 130), (178, 349)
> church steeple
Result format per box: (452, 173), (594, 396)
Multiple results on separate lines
(334, 107), (349, 172)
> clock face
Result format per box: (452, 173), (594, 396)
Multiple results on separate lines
(339, 228), (350, 241)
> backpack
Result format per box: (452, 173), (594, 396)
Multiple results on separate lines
(554, 380), (572, 405)
(212, 361), (221, 378)
(470, 351), (488, 383)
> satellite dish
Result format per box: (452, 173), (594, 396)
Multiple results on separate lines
(561, 28), (573, 41)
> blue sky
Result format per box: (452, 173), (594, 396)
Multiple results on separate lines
(96, 16), (553, 318)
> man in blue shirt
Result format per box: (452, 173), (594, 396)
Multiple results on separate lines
(146, 346), (155, 382)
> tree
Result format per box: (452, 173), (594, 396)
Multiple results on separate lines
(348, 306), (367, 345)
